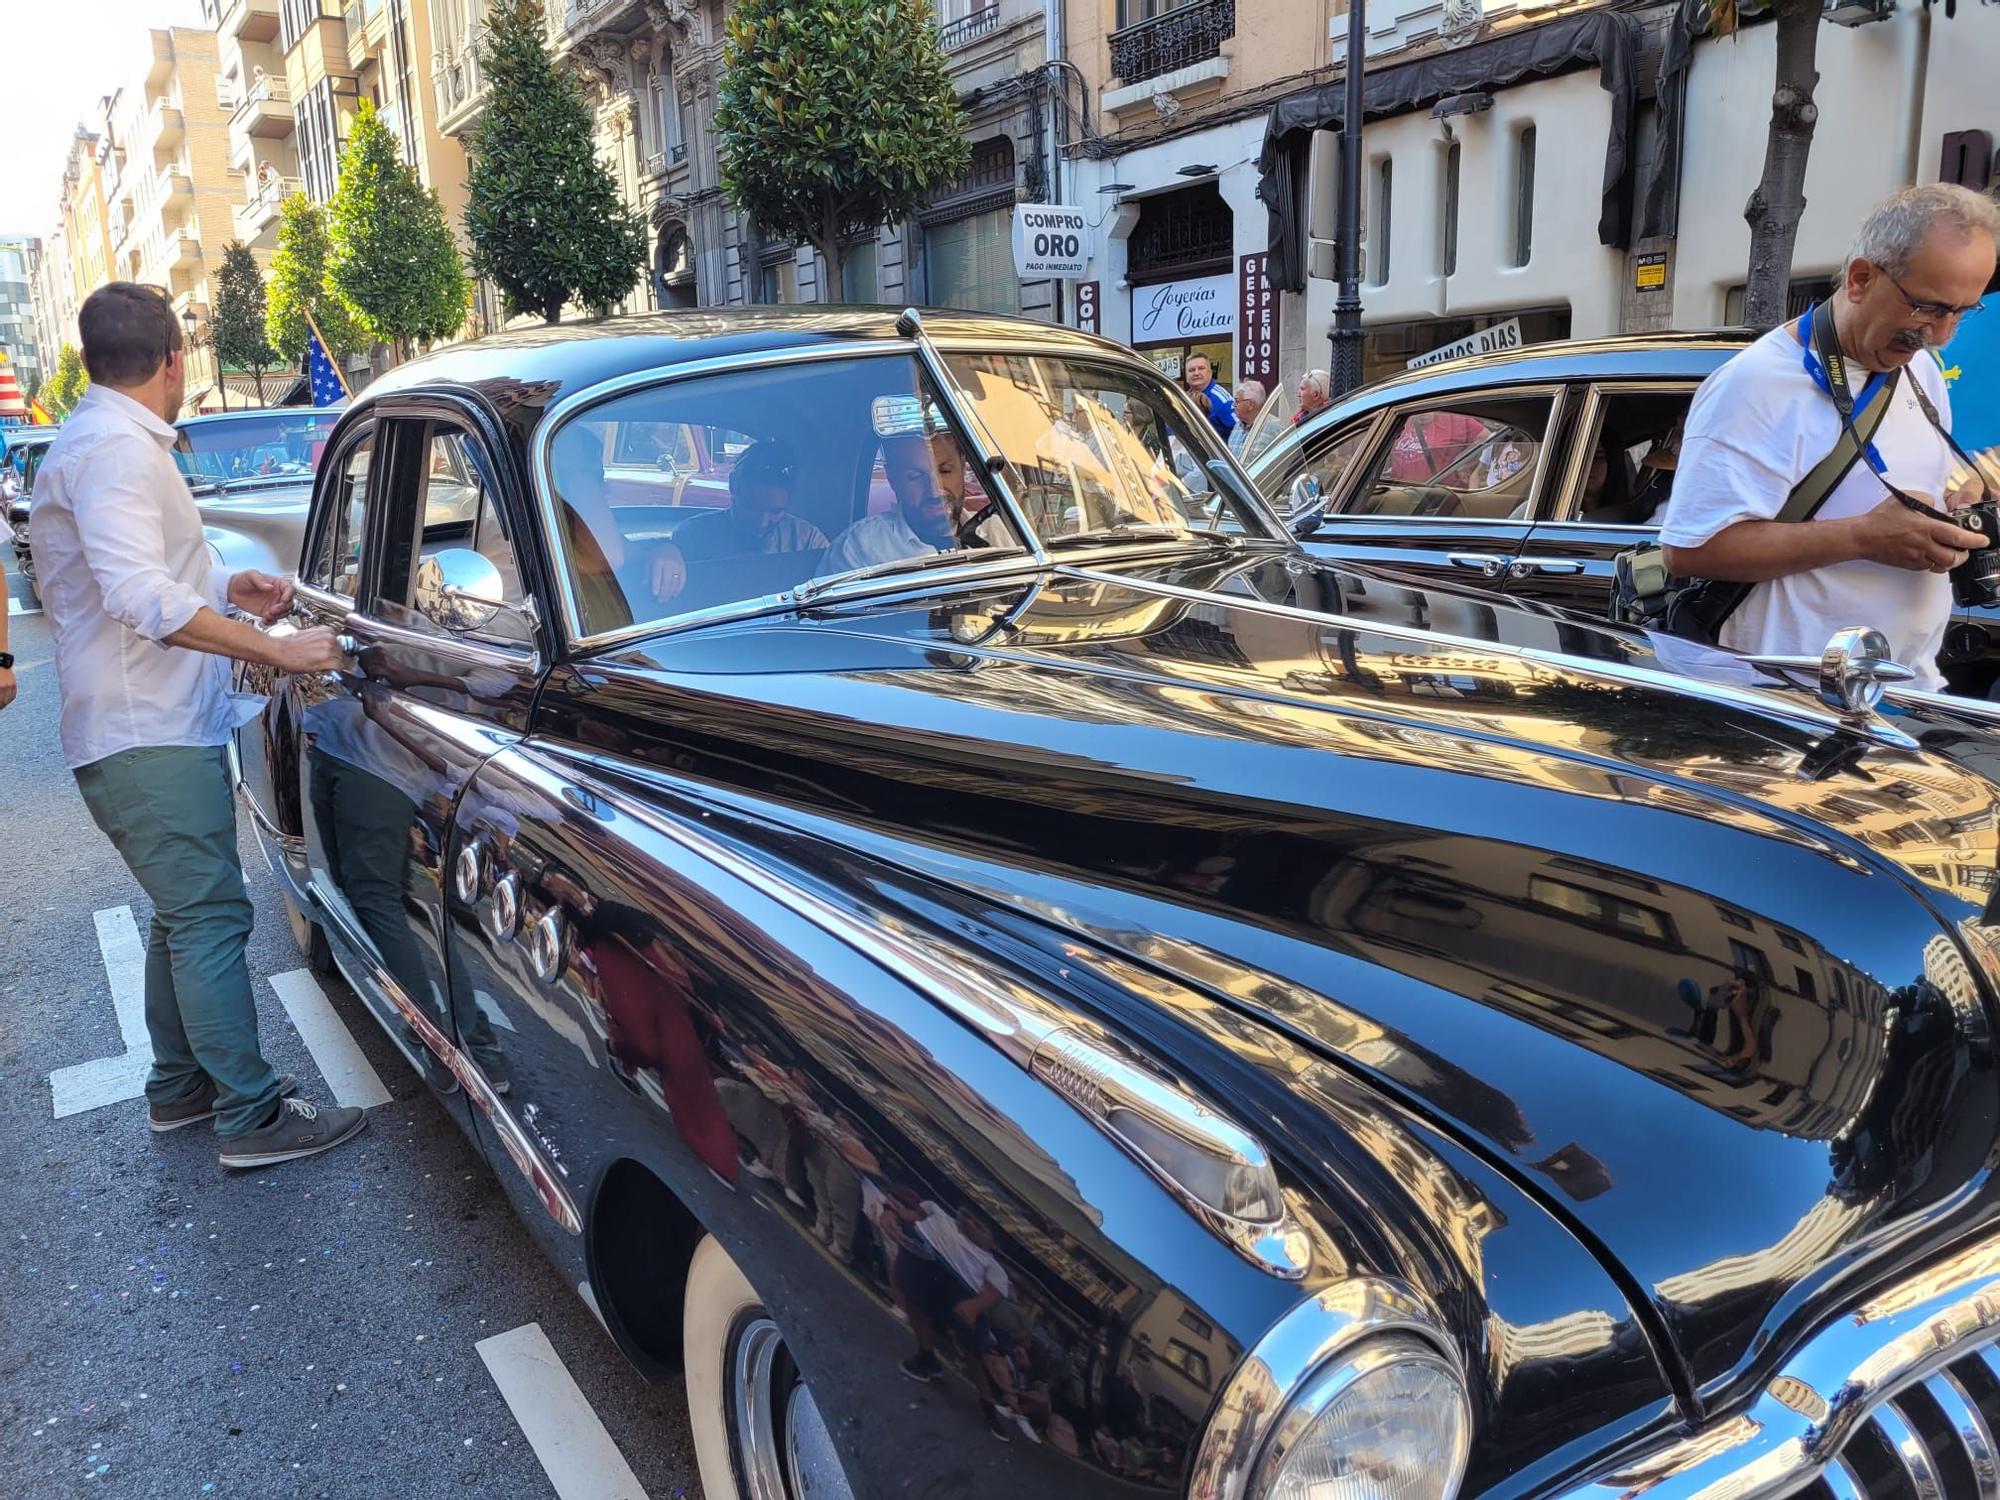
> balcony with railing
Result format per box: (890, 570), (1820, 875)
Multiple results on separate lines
(938, 2), (1001, 48)
(231, 73), (293, 143)
(1109, 0), (1234, 88)
(433, 26), (489, 138)
(235, 174), (300, 243)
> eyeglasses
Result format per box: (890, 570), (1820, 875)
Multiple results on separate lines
(1880, 268), (1986, 324)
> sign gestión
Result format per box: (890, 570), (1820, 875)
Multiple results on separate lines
(1012, 204), (1090, 279)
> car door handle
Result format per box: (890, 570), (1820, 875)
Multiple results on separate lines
(1447, 552), (1509, 579)
(1507, 558), (1585, 578)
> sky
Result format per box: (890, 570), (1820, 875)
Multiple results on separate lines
(0, 0), (209, 241)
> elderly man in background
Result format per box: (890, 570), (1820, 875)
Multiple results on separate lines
(31, 282), (363, 1169)
(1228, 381), (1267, 458)
(1292, 369), (1333, 428)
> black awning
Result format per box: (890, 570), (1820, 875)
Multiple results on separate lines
(1255, 10), (1643, 292)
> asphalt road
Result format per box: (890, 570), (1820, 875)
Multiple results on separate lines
(0, 565), (701, 1498)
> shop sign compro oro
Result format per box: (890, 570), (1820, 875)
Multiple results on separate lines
(1012, 204), (1090, 279)
(1131, 273), (1236, 346)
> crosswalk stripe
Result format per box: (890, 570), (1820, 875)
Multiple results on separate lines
(48, 906), (153, 1117)
(478, 1322), (650, 1500)
(268, 969), (392, 1109)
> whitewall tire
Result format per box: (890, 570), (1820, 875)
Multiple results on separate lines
(683, 1234), (854, 1500)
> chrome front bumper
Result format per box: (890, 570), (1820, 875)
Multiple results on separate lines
(1560, 1231), (2000, 1499)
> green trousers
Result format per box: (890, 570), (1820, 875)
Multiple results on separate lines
(75, 744), (284, 1137)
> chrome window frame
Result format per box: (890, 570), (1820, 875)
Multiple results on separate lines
(1327, 383), (1571, 527)
(1546, 379), (1701, 528)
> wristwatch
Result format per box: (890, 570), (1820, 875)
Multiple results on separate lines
(0, 652), (14, 669)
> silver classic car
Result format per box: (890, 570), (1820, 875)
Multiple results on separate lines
(1246, 333), (2000, 698)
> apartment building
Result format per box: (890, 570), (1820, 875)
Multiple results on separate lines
(426, 0), (1065, 325)
(91, 28), (252, 414)
(1060, 0), (1995, 391)
(0, 241), (43, 396)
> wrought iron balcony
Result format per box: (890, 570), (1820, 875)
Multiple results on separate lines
(938, 3), (1000, 49)
(1109, 0), (1234, 88)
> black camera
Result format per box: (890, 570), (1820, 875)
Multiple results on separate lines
(1952, 500), (2000, 608)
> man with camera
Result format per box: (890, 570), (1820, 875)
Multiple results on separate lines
(1660, 184), (1999, 690)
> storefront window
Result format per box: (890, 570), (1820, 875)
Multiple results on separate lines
(924, 212), (1018, 316)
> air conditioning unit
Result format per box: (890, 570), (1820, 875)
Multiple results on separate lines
(1824, 0), (1893, 26)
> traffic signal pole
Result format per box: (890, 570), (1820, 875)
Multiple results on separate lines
(1330, 0), (1367, 397)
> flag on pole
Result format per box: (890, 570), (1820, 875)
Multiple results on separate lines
(28, 397), (54, 425)
(0, 353), (26, 424)
(307, 330), (347, 407)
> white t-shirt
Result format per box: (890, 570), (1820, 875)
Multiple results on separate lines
(913, 1202), (1010, 1296)
(822, 511), (943, 575)
(1660, 322), (1957, 689)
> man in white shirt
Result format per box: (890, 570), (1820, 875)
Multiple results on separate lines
(823, 432), (979, 574)
(1661, 184), (1999, 689)
(32, 283), (364, 1169)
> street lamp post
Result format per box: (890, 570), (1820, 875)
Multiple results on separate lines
(180, 306), (221, 414)
(1330, 0), (1367, 397)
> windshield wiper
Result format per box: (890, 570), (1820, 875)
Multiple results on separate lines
(794, 546), (1015, 603)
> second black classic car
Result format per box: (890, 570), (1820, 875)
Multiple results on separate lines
(1247, 332), (2000, 699)
(238, 304), (2000, 1499)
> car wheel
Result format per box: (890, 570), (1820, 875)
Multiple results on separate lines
(282, 889), (336, 977)
(683, 1235), (855, 1500)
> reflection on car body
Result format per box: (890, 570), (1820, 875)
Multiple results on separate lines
(238, 306), (2000, 1500)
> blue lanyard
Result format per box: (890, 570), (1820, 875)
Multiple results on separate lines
(1796, 307), (1890, 476)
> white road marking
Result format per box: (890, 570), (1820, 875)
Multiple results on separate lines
(477, 1323), (649, 1500)
(7, 594), (37, 616)
(268, 969), (392, 1109)
(48, 907), (153, 1117)
(474, 988), (518, 1033)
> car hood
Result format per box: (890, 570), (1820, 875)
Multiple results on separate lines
(583, 549), (2000, 1411)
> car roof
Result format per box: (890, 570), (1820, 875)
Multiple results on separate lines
(357, 305), (1135, 424)
(177, 405), (346, 429)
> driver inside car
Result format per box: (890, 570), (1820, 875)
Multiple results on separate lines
(824, 432), (985, 574)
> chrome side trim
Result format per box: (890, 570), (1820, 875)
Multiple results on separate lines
(1185, 1278), (1465, 1500)
(234, 777), (306, 860)
(1565, 1228), (2000, 1499)
(308, 883), (582, 1235)
(536, 754), (1311, 1278)
(1886, 686), (2000, 726)
(1057, 565), (1921, 762)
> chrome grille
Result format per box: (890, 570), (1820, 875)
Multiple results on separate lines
(1802, 1345), (2000, 1498)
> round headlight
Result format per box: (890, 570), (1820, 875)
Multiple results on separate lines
(1255, 1334), (1472, 1500)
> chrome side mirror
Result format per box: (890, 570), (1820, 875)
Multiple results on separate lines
(414, 547), (505, 634)
(1284, 472), (1328, 538)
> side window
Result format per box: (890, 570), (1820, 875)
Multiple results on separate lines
(1342, 396), (1556, 520)
(305, 430), (376, 597)
(1567, 387), (1695, 527)
(382, 423), (534, 650)
(1305, 423), (1373, 500)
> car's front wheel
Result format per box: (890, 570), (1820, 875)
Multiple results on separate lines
(683, 1235), (854, 1500)
(281, 889), (335, 977)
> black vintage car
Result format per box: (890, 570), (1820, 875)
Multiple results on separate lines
(238, 306), (2000, 1500)
(1246, 333), (2000, 699)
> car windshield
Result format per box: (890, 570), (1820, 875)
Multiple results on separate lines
(175, 411), (341, 487)
(544, 349), (1281, 643)
(943, 352), (1277, 544)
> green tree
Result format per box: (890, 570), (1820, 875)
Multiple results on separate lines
(715, 0), (968, 300)
(327, 100), (470, 360)
(266, 193), (364, 366)
(42, 344), (88, 417)
(210, 240), (279, 405)
(465, 0), (646, 323)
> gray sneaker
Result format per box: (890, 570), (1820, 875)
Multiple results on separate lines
(148, 1074), (298, 1133)
(217, 1096), (367, 1169)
